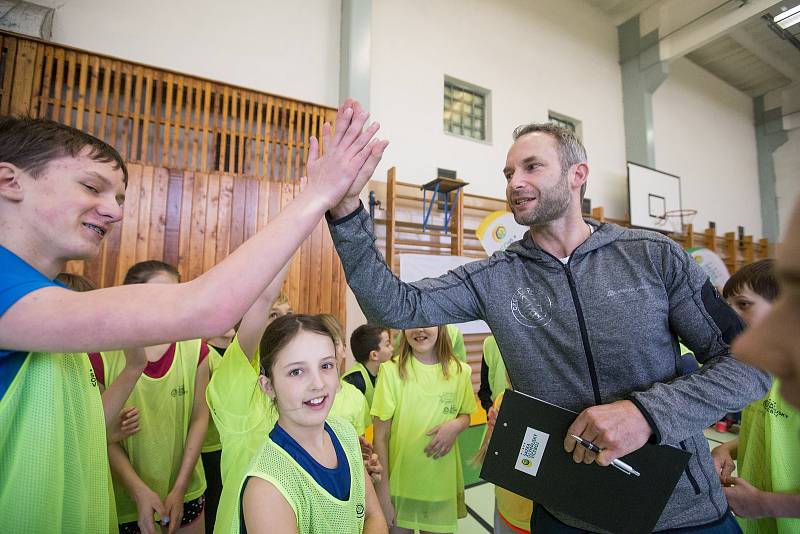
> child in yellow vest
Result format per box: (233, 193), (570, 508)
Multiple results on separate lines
(233, 314), (387, 533)
(713, 260), (800, 534)
(372, 325), (476, 533)
(204, 286), (293, 533)
(343, 324), (394, 408)
(0, 105), (384, 533)
(321, 314), (372, 436)
(205, 264), (291, 534)
(90, 261), (215, 534)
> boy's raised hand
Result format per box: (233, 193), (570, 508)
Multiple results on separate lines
(306, 99), (388, 217)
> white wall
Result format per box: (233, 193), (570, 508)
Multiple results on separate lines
(653, 57), (762, 236)
(37, 0), (341, 107)
(368, 0), (629, 215)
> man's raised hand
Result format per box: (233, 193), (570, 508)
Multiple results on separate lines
(305, 99), (387, 214)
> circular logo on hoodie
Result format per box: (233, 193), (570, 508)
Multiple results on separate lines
(511, 287), (552, 328)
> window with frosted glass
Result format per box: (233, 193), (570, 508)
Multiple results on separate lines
(444, 79), (488, 141)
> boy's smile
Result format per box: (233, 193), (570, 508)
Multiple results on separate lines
(9, 150), (126, 276)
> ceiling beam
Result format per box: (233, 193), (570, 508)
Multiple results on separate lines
(657, 0), (783, 62)
(729, 26), (800, 84)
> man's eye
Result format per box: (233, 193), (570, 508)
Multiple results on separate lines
(83, 183), (99, 193)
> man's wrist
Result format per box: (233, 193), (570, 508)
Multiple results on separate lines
(329, 197), (361, 220)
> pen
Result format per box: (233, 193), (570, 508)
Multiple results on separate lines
(570, 434), (641, 477)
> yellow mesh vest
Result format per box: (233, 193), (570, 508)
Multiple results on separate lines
(103, 341), (206, 523)
(483, 335), (510, 401)
(0, 352), (115, 533)
(342, 361), (376, 406)
(737, 379), (800, 534)
(202, 348), (223, 453)
(231, 416), (366, 533)
(330, 379), (371, 436)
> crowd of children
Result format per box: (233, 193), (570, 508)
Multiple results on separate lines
(2, 100), (800, 534)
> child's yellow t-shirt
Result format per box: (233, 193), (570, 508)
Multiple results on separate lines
(206, 336), (277, 534)
(330, 379), (371, 436)
(371, 356), (476, 532)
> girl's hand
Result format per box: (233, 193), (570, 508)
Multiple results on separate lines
(722, 477), (768, 518)
(132, 485), (166, 534)
(711, 443), (735, 481)
(162, 489), (185, 534)
(107, 406), (140, 444)
(486, 406), (499, 428)
(359, 436), (383, 483)
(425, 419), (463, 459)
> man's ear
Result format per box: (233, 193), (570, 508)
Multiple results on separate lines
(368, 349), (380, 362)
(258, 374), (276, 400)
(570, 162), (589, 195)
(0, 162), (25, 202)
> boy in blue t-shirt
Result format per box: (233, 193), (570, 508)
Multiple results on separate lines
(0, 105), (386, 532)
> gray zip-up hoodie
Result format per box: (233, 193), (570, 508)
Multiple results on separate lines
(329, 206), (771, 532)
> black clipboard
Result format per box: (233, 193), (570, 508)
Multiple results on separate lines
(480, 389), (691, 534)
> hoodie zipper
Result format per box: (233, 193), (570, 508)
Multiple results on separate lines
(531, 224), (603, 405)
(562, 263), (603, 406)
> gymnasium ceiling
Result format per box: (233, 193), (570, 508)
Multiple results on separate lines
(586, 0), (800, 98)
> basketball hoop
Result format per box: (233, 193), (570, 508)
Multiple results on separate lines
(658, 209), (697, 236)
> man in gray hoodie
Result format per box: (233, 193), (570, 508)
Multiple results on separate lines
(325, 100), (770, 533)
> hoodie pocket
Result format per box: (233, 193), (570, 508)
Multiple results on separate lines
(679, 440), (702, 495)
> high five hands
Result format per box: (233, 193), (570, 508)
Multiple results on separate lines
(304, 98), (389, 216)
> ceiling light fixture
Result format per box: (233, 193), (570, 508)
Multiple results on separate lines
(774, 5), (800, 29)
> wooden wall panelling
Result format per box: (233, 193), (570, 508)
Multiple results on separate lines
(203, 173), (220, 274)
(148, 167), (170, 260)
(215, 174), (234, 263)
(10, 38), (36, 116)
(86, 55), (100, 135)
(52, 47), (65, 122)
(0, 36), (18, 115)
(135, 164), (155, 263)
(129, 66), (143, 160)
(177, 170), (195, 283)
(73, 53), (88, 131)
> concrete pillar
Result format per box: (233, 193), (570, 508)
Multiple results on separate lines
(754, 95), (788, 242)
(339, 0), (371, 107)
(618, 15), (668, 167)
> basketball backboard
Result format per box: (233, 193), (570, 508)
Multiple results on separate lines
(627, 162), (682, 232)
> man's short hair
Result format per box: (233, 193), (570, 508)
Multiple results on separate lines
(0, 116), (128, 185)
(722, 259), (779, 302)
(350, 324), (388, 364)
(512, 122), (587, 199)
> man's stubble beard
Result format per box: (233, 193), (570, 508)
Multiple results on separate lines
(511, 171), (571, 227)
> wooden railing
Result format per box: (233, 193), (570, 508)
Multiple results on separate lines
(0, 31), (336, 179)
